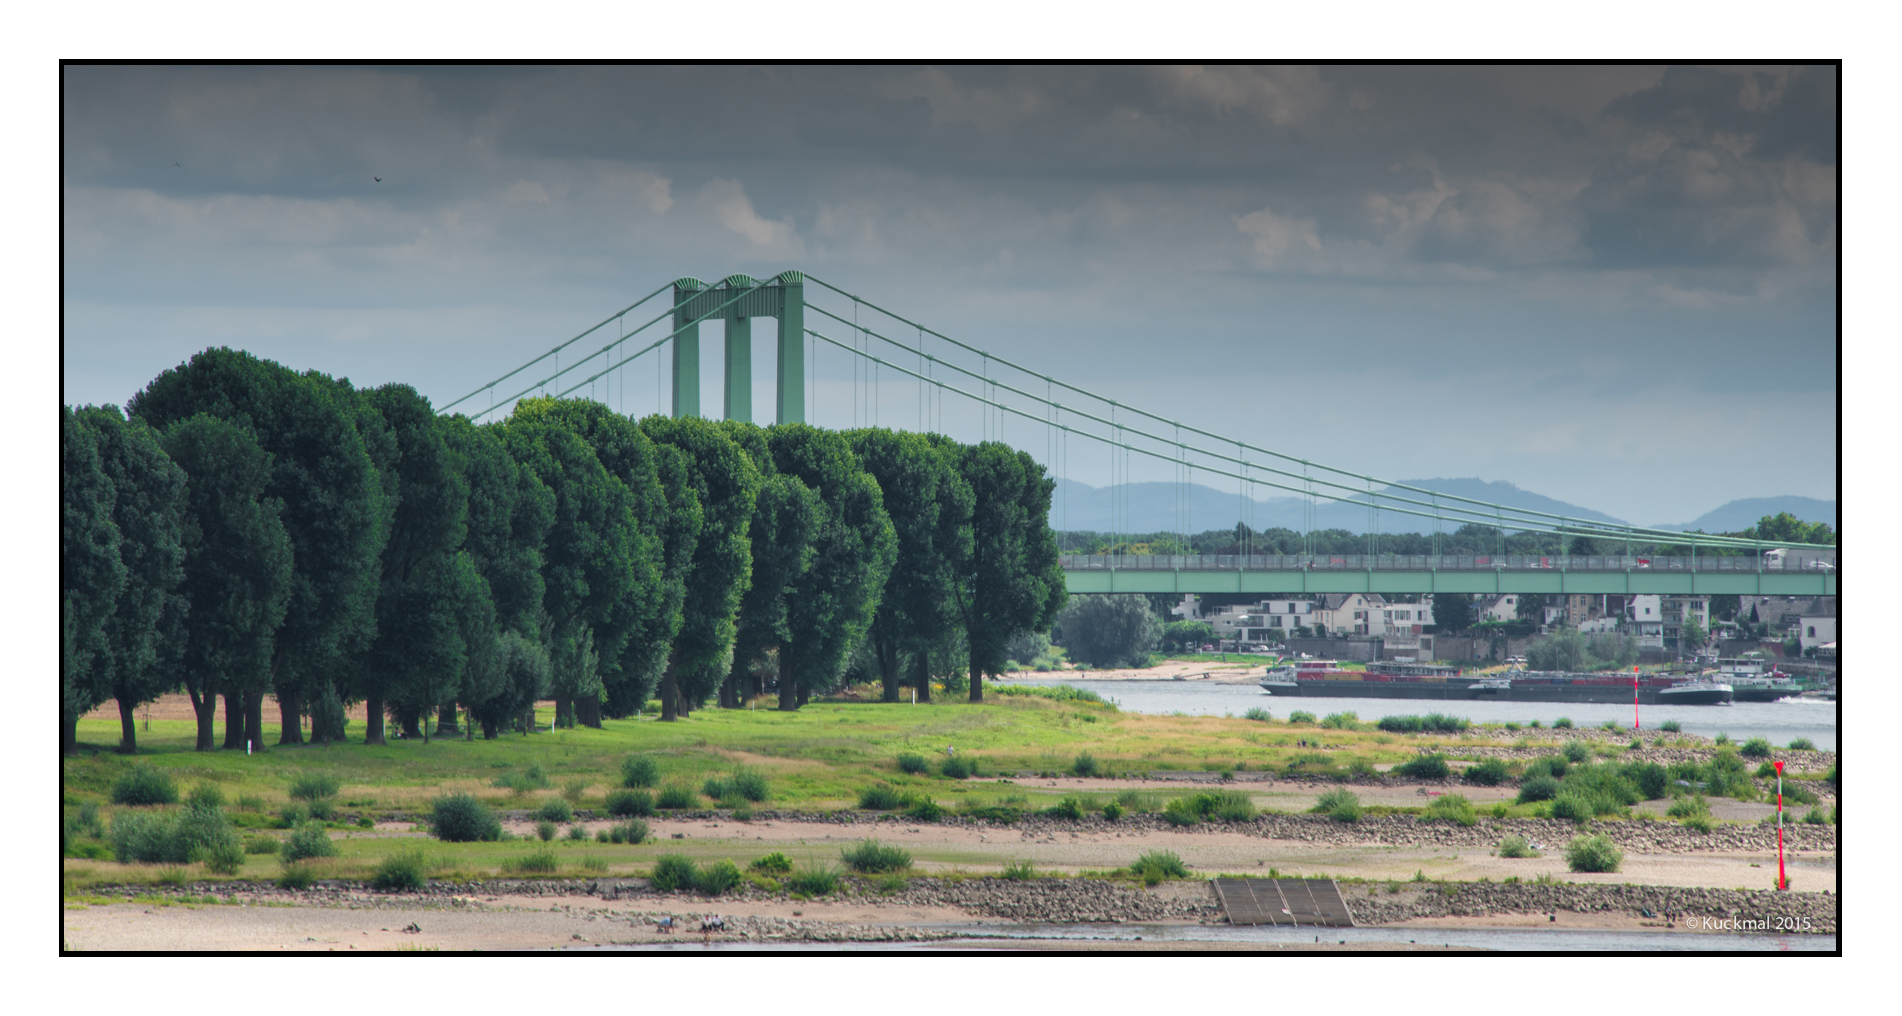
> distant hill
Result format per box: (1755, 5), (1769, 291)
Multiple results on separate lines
(1655, 496), (1837, 534)
(1050, 476), (1624, 535)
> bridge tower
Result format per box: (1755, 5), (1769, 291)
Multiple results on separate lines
(670, 271), (806, 424)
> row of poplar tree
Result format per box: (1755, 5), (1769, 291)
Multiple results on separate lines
(62, 347), (1067, 755)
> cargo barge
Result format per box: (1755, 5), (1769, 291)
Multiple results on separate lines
(1259, 659), (1732, 704)
(1708, 655), (1801, 703)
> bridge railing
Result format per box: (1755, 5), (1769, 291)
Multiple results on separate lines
(1057, 554), (1839, 573)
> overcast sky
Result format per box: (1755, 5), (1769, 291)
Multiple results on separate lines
(61, 64), (1838, 525)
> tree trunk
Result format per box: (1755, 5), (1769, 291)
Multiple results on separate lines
(718, 670), (738, 709)
(796, 684), (809, 707)
(401, 710), (423, 740)
(554, 696), (573, 728)
(968, 644), (983, 702)
(778, 656), (798, 711)
(481, 714), (499, 740)
(878, 639), (901, 703)
(223, 691), (244, 749)
(276, 687), (304, 745)
(244, 688), (264, 754)
(660, 666), (679, 722)
(436, 703), (459, 735)
(116, 697), (138, 754)
(578, 697), (602, 729)
(364, 693), (386, 745)
(187, 685), (218, 751)
(913, 650), (931, 703)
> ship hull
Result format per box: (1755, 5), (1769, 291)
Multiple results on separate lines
(1261, 680), (1732, 704)
(1729, 687), (1800, 703)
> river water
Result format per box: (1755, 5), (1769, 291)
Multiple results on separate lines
(997, 677), (1838, 750)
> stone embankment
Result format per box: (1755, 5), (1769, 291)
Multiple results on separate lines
(1342, 882), (1836, 934)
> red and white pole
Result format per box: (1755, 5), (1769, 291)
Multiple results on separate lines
(1633, 666), (1641, 732)
(1775, 760), (1786, 890)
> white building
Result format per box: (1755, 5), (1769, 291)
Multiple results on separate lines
(1799, 605), (1837, 652)
(1475, 594), (1522, 624)
(1625, 594), (1664, 648)
(1310, 593), (1433, 638)
(1204, 599), (1316, 642)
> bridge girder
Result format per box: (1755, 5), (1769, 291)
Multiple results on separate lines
(1063, 569), (1837, 597)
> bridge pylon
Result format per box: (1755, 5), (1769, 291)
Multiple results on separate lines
(670, 271), (806, 424)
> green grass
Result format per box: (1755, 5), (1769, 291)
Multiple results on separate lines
(840, 839), (912, 873)
(1314, 788), (1361, 823)
(1000, 859), (1036, 880)
(1130, 849), (1189, 886)
(1496, 834), (1538, 858)
(372, 848), (430, 890)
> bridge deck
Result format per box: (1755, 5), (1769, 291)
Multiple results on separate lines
(1060, 554), (1837, 596)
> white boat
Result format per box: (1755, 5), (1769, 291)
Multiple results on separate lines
(1657, 678), (1734, 705)
(1710, 654), (1802, 702)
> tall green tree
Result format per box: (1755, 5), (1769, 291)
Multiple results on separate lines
(1431, 593), (1476, 633)
(75, 407), (190, 754)
(848, 429), (974, 702)
(719, 422), (820, 707)
(61, 406), (126, 755)
(129, 349), (391, 745)
(951, 441), (1065, 702)
(1746, 512), (1836, 546)
(160, 414), (294, 751)
(641, 416), (760, 719)
(1054, 594), (1157, 668)
(768, 424), (896, 710)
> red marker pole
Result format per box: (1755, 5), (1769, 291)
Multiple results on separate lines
(1775, 760), (1786, 890)
(1633, 666), (1641, 732)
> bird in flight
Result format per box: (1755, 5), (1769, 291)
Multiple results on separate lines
(374, 177), (382, 182)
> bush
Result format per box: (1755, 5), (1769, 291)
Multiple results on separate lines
(750, 852), (794, 874)
(695, 859), (743, 895)
(1787, 737), (1816, 751)
(1463, 759), (1510, 786)
(303, 797), (337, 822)
(649, 854), (698, 891)
(1497, 834), (1538, 858)
(288, 773), (341, 801)
(1425, 794), (1477, 826)
(1660, 720), (1681, 733)
(1320, 711), (1361, 730)
(112, 803), (242, 866)
(896, 753), (929, 774)
(1314, 788), (1360, 823)
(1553, 717), (1574, 729)
(941, 754), (976, 779)
(1376, 713), (1472, 734)
(617, 820), (650, 844)
(1160, 797), (1201, 827)
(1523, 756), (1567, 781)
(1395, 754), (1450, 779)
(1780, 784), (1819, 806)
(1622, 762), (1669, 800)
(281, 821), (337, 863)
(1683, 813), (1715, 833)
(1243, 707), (1272, 722)
(1802, 808), (1827, 825)
(1564, 834), (1622, 873)
(1667, 796), (1710, 819)
(840, 839), (912, 873)
(536, 820), (557, 842)
(1714, 732), (1730, 745)
(1202, 789), (1255, 822)
(276, 864), (316, 890)
(1740, 737), (1773, 759)
(200, 837), (246, 875)
(1071, 753), (1100, 777)
(788, 866), (840, 896)
(904, 797), (946, 822)
(566, 823), (589, 842)
(606, 789), (655, 818)
(1561, 741), (1591, 764)
(537, 798), (574, 823)
(278, 803), (309, 827)
(858, 783), (905, 810)
(1130, 849), (1189, 886)
(111, 767), (178, 806)
(621, 755), (661, 788)
(656, 785), (697, 810)
(243, 835), (280, 855)
(187, 783), (225, 810)
(1288, 710), (1317, 725)
(1001, 859), (1036, 880)
(1549, 795), (1595, 822)
(502, 849), (559, 875)
(562, 779), (589, 803)
(429, 793), (501, 842)
(1115, 789), (1160, 813)
(724, 768), (769, 802)
(1101, 801), (1125, 822)
(701, 776), (730, 800)
(1517, 776), (1560, 804)
(373, 849), (430, 891)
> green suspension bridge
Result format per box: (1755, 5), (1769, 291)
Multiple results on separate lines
(438, 271), (1838, 598)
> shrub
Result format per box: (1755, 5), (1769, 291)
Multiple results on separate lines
(727, 768), (770, 802)
(656, 785), (697, 810)
(1288, 711), (1317, 725)
(1378, 713), (1471, 734)
(502, 849), (559, 875)
(1130, 849), (1189, 886)
(615, 820), (650, 845)
(566, 823), (589, 842)
(1517, 776), (1560, 804)
(429, 793), (501, 842)
(1755, 761), (1777, 779)
(940, 754), (976, 779)
(111, 767), (178, 806)
(701, 776), (730, 800)
(536, 820), (557, 842)
(288, 773), (341, 801)
(696, 859), (743, 895)
(606, 789), (655, 818)
(243, 835), (280, 855)
(840, 839), (912, 873)
(1395, 754), (1450, 779)
(188, 783), (225, 810)
(580, 856), (609, 874)
(1497, 834), (1538, 858)
(897, 753), (929, 774)
(1202, 789), (1255, 822)
(1115, 790), (1160, 813)
(1463, 759), (1510, 786)
(1524, 756), (1568, 781)
(537, 798), (574, 823)
(596, 828), (611, 843)
(1561, 741), (1591, 764)
(750, 852), (794, 874)
(520, 764), (550, 789)
(278, 804), (309, 827)
(1314, 788), (1360, 823)
(1072, 753), (1100, 777)
(1160, 797), (1201, 827)
(1780, 784), (1819, 806)
(904, 797), (946, 822)
(1559, 765), (1641, 813)
(200, 838), (246, 875)
(276, 864), (316, 890)
(1740, 737), (1773, 759)
(858, 783), (906, 810)
(788, 866), (840, 896)
(1564, 834), (1622, 873)
(1046, 798), (1084, 821)
(650, 854), (698, 891)
(1321, 711), (1360, 730)
(562, 780), (589, 803)
(1001, 859), (1036, 880)
(1553, 717), (1574, 729)
(1667, 796), (1710, 819)
(281, 822), (338, 863)
(304, 797), (337, 822)
(1101, 801), (1125, 821)
(1549, 795), (1595, 822)
(373, 849), (430, 891)
(1683, 813), (1715, 833)
(1622, 762), (1669, 800)
(620, 755), (661, 788)
(1243, 707), (1272, 722)
(1802, 808), (1827, 825)
(1425, 794), (1477, 826)
(1660, 720), (1682, 733)
(1714, 732), (1730, 745)
(236, 794), (264, 812)
(1787, 738), (1816, 751)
